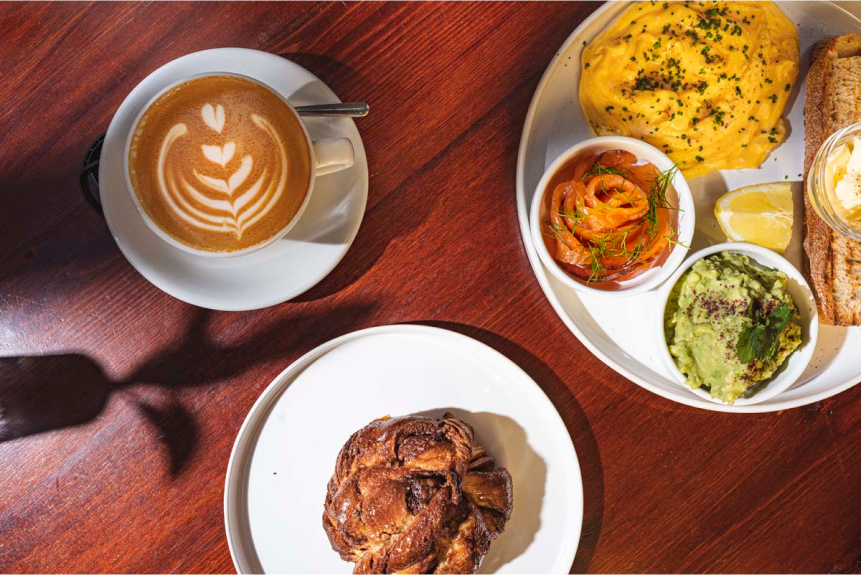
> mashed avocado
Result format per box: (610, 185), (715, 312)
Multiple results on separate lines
(664, 252), (801, 404)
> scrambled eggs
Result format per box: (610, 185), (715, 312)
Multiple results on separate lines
(580, 1), (798, 178)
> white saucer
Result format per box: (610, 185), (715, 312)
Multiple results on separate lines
(100, 48), (368, 311)
(224, 325), (583, 574)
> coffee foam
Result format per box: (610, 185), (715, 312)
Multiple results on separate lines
(128, 75), (312, 252)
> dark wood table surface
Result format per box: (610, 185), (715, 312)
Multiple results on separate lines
(2, 2), (861, 573)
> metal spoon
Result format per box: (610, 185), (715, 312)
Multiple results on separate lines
(294, 103), (369, 117)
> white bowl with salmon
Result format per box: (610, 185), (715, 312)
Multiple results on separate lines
(529, 136), (695, 297)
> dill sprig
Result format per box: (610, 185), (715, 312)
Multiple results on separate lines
(542, 221), (574, 244)
(581, 165), (627, 179)
(586, 246), (604, 281)
(664, 235), (689, 249)
(554, 207), (588, 228)
(644, 164), (680, 242)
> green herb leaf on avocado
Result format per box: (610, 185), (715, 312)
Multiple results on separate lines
(736, 304), (793, 364)
(767, 304), (793, 332)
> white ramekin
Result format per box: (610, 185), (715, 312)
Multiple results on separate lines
(529, 136), (695, 297)
(655, 242), (819, 407)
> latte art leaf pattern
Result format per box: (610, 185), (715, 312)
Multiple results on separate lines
(155, 104), (288, 237)
(201, 141), (235, 167)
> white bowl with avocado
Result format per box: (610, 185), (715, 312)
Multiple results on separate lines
(656, 242), (819, 407)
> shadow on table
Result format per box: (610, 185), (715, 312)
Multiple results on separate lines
(278, 52), (445, 302)
(0, 303), (375, 478)
(0, 353), (199, 478)
(291, 160), (442, 301)
(278, 52), (364, 100)
(410, 320), (605, 574)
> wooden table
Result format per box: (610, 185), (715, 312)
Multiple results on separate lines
(2, 2), (860, 573)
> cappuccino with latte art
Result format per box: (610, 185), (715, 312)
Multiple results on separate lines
(128, 75), (312, 253)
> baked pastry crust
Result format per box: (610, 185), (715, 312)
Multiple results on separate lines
(323, 414), (513, 574)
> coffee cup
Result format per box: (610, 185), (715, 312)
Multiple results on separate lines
(123, 72), (355, 257)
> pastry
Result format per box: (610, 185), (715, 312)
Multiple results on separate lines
(322, 414), (513, 574)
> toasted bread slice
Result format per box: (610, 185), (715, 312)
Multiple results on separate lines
(803, 34), (861, 326)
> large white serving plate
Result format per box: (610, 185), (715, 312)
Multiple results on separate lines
(516, 2), (861, 413)
(224, 325), (582, 574)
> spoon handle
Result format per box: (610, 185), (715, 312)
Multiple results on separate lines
(294, 103), (369, 117)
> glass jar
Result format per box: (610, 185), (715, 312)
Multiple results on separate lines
(807, 121), (861, 241)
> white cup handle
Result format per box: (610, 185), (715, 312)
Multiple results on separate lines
(312, 137), (355, 176)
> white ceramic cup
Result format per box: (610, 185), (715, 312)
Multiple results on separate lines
(123, 72), (355, 258)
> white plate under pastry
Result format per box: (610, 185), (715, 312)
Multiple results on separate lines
(100, 48), (368, 311)
(224, 325), (582, 574)
(516, 1), (861, 413)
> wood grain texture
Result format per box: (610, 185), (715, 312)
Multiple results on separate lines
(1, 2), (860, 573)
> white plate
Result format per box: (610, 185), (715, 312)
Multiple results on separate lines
(224, 325), (582, 574)
(100, 48), (368, 311)
(516, 2), (861, 413)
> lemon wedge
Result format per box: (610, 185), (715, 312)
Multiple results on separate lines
(715, 182), (794, 252)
